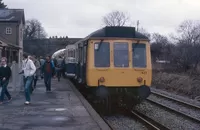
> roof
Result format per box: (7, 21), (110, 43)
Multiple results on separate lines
(85, 26), (149, 40)
(0, 9), (25, 24)
(0, 35), (22, 49)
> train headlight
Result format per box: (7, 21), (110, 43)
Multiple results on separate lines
(99, 77), (105, 83)
(137, 77), (143, 83)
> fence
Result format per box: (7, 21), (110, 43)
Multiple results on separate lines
(8, 61), (23, 92)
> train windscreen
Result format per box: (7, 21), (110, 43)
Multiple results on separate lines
(113, 42), (129, 67)
(132, 43), (146, 68)
(94, 42), (110, 67)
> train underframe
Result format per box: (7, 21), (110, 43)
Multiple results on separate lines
(72, 80), (151, 115)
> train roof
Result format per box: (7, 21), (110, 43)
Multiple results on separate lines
(85, 26), (148, 39)
(73, 26), (149, 46)
(65, 44), (76, 49)
(52, 49), (65, 59)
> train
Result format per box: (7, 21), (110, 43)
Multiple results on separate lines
(51, 49), (66, 59)
(64, 26), (152, 113)
(64, 44), (76, 78)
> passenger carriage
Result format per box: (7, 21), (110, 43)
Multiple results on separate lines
(64, 44), (77, 78)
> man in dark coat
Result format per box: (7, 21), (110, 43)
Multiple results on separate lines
(41, 56), (55, 92)
(0, 57), (12, 104)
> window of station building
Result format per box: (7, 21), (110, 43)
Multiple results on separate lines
(6, 27), (12, 35)
(113, 42), (129, 67)
(94, 42), (110, 67)
(132, 43), (146, 68)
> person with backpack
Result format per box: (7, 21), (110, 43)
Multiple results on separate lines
(41, 56), (55, 92)
(33, 56), (41, 88)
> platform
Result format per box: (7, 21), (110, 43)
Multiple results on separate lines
(0, 78), (110, 130)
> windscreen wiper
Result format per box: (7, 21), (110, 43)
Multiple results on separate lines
(97, 39), (104, 51)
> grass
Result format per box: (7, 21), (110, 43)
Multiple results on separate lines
(152, 71), (200, 99)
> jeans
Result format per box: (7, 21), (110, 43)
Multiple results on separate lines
(44, 73), (52, 91)
(0, 80), (11, 102)
(24, 76), (33, 102)
(29, 75), (38, 94)
(56, 69), (61, 81)
(34, 75), (38, 87)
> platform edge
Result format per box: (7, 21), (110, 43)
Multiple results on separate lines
(66, 79), (111, 130)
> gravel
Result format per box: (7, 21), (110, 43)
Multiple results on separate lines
(135, 101), (200, 130)
(104, 114), (148, 130)
(148, 93), (200, 120)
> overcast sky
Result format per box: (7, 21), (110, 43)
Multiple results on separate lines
(5, 0), (200, 38)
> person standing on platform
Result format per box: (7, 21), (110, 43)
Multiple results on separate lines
(22, 54), (36, 105)
(19, 55), (27, 92)
(0, 57), (12, 104)
(55, 56), (63, 82)
(39, 56), (45, 79)
(42, 56), (55, 92)
(28, 55), (35, 93)
(33, 56), (41, 88)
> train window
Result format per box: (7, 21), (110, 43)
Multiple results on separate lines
(72, 50), (75, 58)
(69, 50), (71, 57)
(79, 48), (82, 63)
(132, 43), (146, 68)
(81, 47), (84, 64)
(70, 50), (72, 57)
(94, 42), (110, 67)
(114, 42), (129, 67)
(76, 49), (78, 62)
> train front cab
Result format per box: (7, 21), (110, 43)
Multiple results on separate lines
(65, 57), (76, 79)
(86, 39), (152, 101)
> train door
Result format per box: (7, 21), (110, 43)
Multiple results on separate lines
(82, 42), (87, 83)
(75, 47), (79, 79)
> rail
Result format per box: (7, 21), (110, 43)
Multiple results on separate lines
(151, 91), (200, 109)
(146, 98), (200, 123)
(130, 110), (169, 130)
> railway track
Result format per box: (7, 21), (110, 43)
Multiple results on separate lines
(102, 108), (169, 130)
(147, 91), (200, 123)
(151, 90), (200, 109)
(130, 110), (169, 130)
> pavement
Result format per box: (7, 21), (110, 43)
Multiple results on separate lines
(0, 78), (110, 130)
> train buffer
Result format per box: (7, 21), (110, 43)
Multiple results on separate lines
(0, 78), (110, 130)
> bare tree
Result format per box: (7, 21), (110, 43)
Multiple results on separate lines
(0, 0), (7, 8)
(138, 27), (151, 39)
(173, 20), (200, 72)
(24, 19), (47, 40)
(103, 11), (130, 26)
(150, 33), (172, 62)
